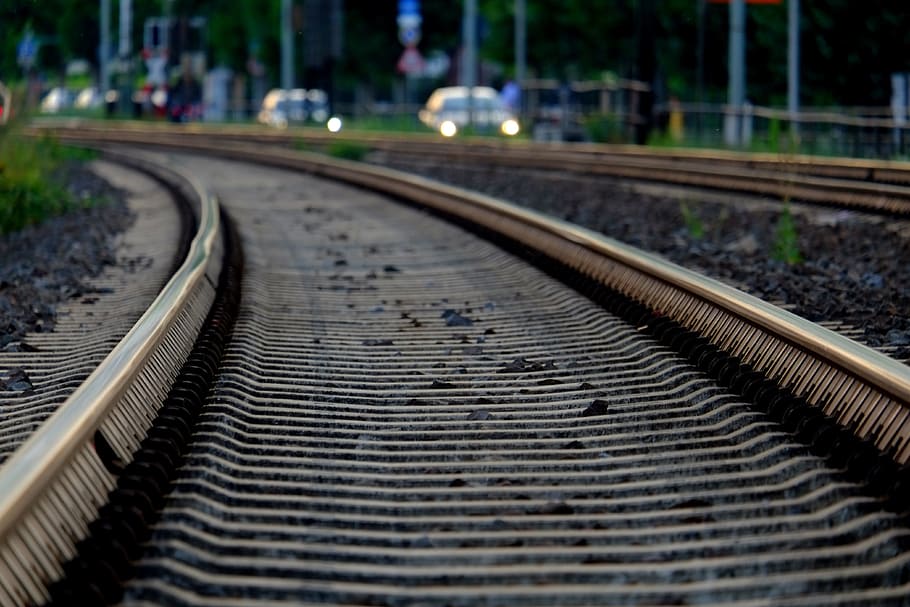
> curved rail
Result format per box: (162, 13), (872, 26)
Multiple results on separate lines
(30, 118), (910, 214)
(10, 124), (910, 603)
(0, 151), (222, 606)
(36, 126), (910, 467)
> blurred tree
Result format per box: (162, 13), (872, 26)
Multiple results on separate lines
(205, 0), (280, 74)
(480, 0), (636, 82)
(0, 2), (64, 80)
(2, 1), (910, 109)
(801, 0), (910, 106)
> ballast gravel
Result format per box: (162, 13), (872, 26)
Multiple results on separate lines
(2, 149), (908, 393)
(0, 161), (132, 365)
(368, 154), (910, 360)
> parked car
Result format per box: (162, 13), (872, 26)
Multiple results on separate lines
(258, 88), (330, 128)
(306, 88), (329, 123)
(40, 87), (73, 114)
(418, 86), (520, 137)
(74, 87), (104, 109)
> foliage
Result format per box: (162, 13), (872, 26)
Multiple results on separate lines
(340, 115), (425, 133)
(679, 201), (704, 240)
(326, 140), (368, 162)
(0, 1), (161, 81)
(3, 2), (910, 110)
(0, 126), (93, 234)
(771, 202), (801, 265)
(582, 114), (626, 144)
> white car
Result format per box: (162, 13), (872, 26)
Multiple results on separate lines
(40, 87), (73, 113)
(258, 88), (330, 128)
(418, 86), (519, 137)
(74, 87), (104, 109)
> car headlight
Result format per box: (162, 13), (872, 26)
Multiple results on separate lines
(440, 120), (458, 137)
(501, 119), (520, 136)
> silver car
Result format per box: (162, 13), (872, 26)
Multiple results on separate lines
(418, 86), (520, 137)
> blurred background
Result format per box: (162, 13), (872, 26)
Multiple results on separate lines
(2, 1), (910, 157)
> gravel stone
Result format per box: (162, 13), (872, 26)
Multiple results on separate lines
(442, 309), (473, 326)
(1, 368), (32, 392)
(15, 154), (906, 368)
(0, 161), (133, 348)
(372, 156), (910, 359)
(581, 399), (610, 417)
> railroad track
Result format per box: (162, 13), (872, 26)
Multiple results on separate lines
(32, 119), (910, 215)
(2, 127), (910, 604)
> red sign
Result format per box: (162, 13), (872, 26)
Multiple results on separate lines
(397, 46), (425, 75)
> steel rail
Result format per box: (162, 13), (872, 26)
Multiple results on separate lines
(36, 126), (910, 466)
(30, 117), (910, 180)
(31, 119), (910, 214)
(0, 151), (222, 606)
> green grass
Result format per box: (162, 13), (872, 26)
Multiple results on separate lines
(771, 202), (802, 265)
(326, 140), (369, 162)
(0, 124), (97, 234)
(340, 114), (425, 133)
(583, 114), (626, 144)
(679, 201), (705, 240)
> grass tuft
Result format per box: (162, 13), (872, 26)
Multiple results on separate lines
(0, 125), (95, 234)
(680, 201), (705, 240)
(327, 140), (368, 162)
(772, 202), (802, 265)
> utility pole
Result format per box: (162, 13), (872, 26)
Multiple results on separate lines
(514, 0), (526, 88)
(635, 0), (656, 145)
(100, 0), (110, 93)
(725, 0), (746, 146)
(462, 0), (477, 127)
(281, 0), (293, 89)
(117, 0), (132, 114)
(696, 0), (705, 138)
(118, 0), (132, 59)
(788, 0), (799, 136)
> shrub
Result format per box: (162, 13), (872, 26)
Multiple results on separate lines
(583, 114), (625, 144)
(772, 202), (802, 265)
(0, 127), (92, 234)
(327, 140), (368, 162)
(679, 201), (705, 240)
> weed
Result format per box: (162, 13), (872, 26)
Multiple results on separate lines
(584, 114), (626, 144)
(772, 202), (802, 264)
(680, 201), (705, 240)
(0, 125), (95, 234)
(327, 140), (368, 162)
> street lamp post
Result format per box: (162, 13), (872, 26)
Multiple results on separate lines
(515, 0), (526, 92)
(117, 0), (133, 114)
(281, 0), (293, 90)
(462, 0), (477, 129)
(788, 0), (799, 137)
(100, 0), (110, 94)
(725, 0), (746, 146)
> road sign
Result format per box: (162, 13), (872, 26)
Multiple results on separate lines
(397, 0), (421, 47)
(398, 26), (421, 47)
(17, 34), (38, 69)
(397, 46), (425, 75)
(398, 0), (419, 16)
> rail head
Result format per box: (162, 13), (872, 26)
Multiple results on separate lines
(0, 150), (222, 605)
